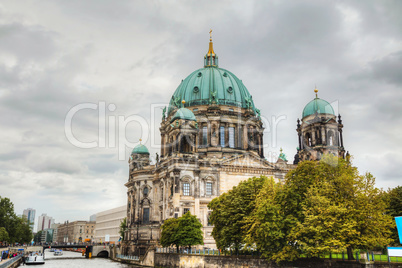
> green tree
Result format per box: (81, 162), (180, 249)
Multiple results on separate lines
(119, 217), (127, 241)
(34, 231), (43, 243)
(0, 196), (32, 244)
(176, 212), (203, 249)
(208, 176), (267, 253)
(160, 218), (180, 251)
(293, 157), (392, 260)
(0, 227), (9, 243)
(14, 216), (33, 244)
(0, 197), (17, 239)
(246, 155), (393, 262)
(243, 178), (287, 260)
(385, 186), (402, 245)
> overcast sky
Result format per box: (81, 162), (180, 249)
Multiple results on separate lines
(1, 1), (401, 229)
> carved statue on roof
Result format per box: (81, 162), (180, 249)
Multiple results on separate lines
(278, 147), (288, 162)
(162, 106), (166, 121)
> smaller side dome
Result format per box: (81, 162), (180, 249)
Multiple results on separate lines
(170, 108), (196, 122)
(132, 144), (149, 155)
(302, 98), (335, 118)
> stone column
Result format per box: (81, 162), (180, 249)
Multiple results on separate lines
(243, 125), (248, 150)
(162, 179), (166, 221)
(173, 169), (180, 194)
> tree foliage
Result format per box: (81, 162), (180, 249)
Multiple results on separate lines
(246, 155), (392, 261)
(34, 231), (42, 243)
(160, 212), (203, 250)
(0, 196), (32, 244)
(210, 155), (393, 262)
(208, 176), (267, 253)
(387, 186), (402, 217)
(385, 185), (402, 245)
(176, 212), (203, 248)
(160, 218), (180, 250)
(119, 217), (127, 241)
(0, 227), (9, 242)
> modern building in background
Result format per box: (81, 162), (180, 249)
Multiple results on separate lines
(90, 214), (96, 222)
(37, 213), (54, 231)
(56, 220), (95, 243)
(94, 205), (126, 244)
(41, 228), (54, 243)
(23, 208), (35, 231)
(50, 223), (61, 243)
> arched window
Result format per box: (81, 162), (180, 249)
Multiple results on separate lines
(229, 127), (235, 148)
(305, 133), (312, 147)
(220, 126), (225, 147)
(328, 130), (335, 146)
(143, 208), (149, 224)
(202, 127), (208, 146)
(183, 183), (190, 196)
(180, 135), (192, 153)
(206, 182), (212, 196)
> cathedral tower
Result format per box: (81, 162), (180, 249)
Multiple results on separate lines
(294, 88), (345, 163)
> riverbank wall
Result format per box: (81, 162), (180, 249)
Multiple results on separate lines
(154, 253), (402, 268)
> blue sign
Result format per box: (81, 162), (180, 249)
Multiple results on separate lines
(396, 217), (402, 244)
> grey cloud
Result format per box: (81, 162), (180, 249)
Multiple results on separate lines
(366, 51), (402, 85)
(0, 22), (58, 62)
(27, 154), (87, 174)
(0, 0), (401, 224)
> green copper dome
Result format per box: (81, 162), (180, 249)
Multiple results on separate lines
(170, 107), (196, 122)
(302, 97), (335, 118)
(132, 144), (149, 155)
(167, 38), (256, 115)
(168, 67), (256, 115)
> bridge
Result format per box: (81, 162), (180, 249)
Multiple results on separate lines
(8, 244), (111, 259)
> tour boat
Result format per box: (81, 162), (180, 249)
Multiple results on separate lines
(53, 250), (63, 256)
(25, 252), (45, 265)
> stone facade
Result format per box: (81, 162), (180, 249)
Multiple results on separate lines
(56, 220), (95, 243)
(124, 37), (294, 250)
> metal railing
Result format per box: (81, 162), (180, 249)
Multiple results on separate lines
(156, 248), (402, 263)
(0, 255), (22, 268)
(116, 254), (140, 261)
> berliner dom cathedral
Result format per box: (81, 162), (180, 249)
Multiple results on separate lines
(124, 33), (346, 252)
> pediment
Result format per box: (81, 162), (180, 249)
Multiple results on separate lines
(220, 154), (274, 169)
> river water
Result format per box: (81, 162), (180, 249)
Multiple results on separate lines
(24, 250), (140, 268)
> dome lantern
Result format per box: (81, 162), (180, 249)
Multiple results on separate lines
(204, 29), (218, 67)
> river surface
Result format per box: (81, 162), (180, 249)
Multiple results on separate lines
(23, 250), (140, 268)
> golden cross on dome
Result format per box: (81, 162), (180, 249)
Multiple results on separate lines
(139, 138), (142, 144)
(209, 29), (212, 41)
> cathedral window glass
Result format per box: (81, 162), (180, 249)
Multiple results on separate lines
(229, 127), (235, 148)
(143, 208), (149, 224)
(183, 182), (190, 196)
(202, 127), (208, 146)
(220, 126), (225, 147)
(206, 182), (212, 196)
